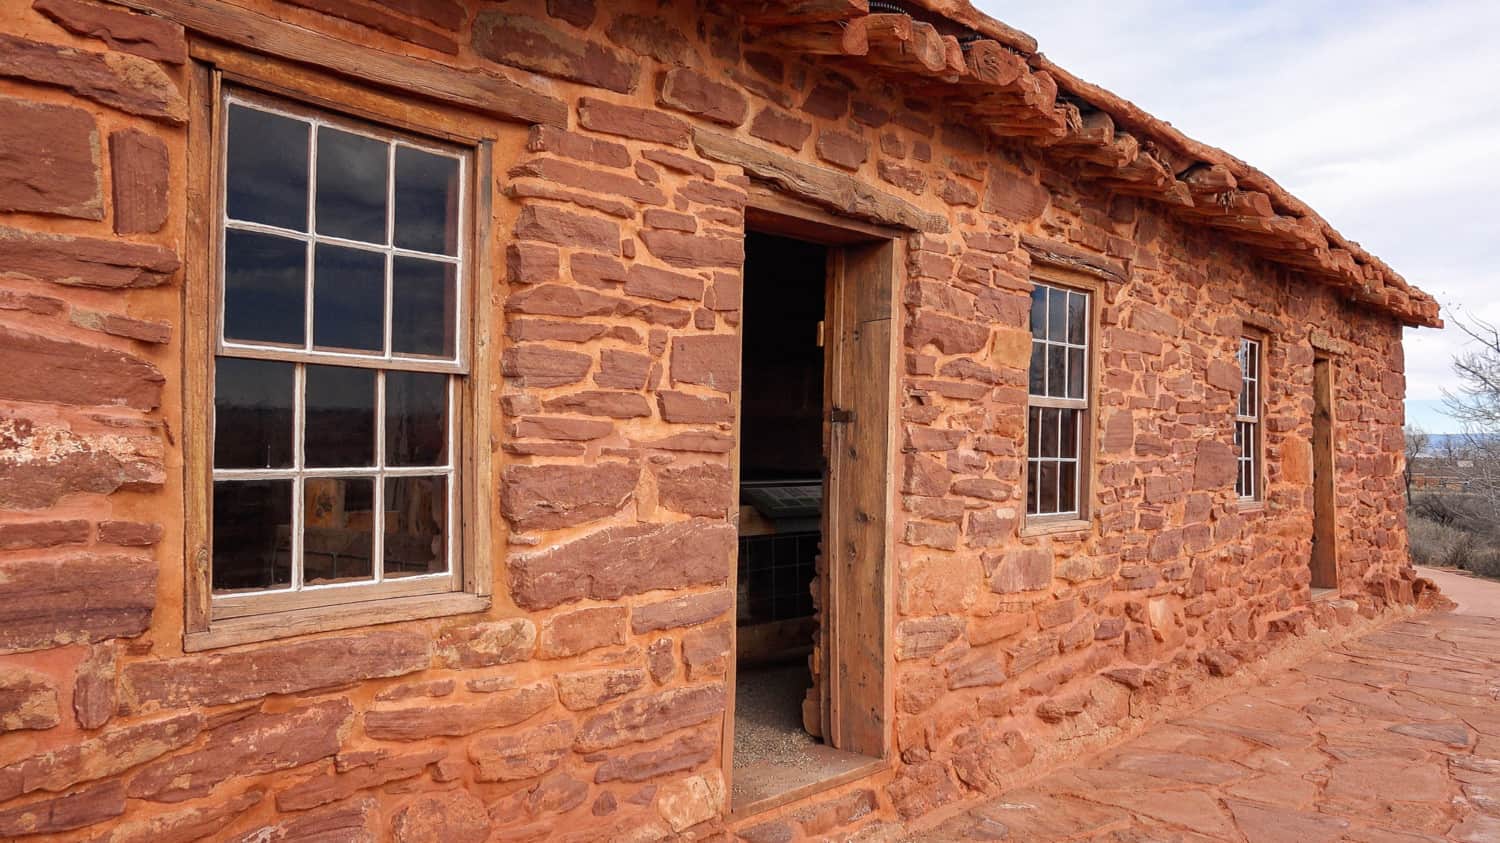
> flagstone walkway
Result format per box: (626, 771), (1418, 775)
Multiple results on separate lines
(912, 569), (1500, 842)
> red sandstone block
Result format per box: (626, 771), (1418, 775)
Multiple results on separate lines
(815, 130), (869, 171)
(0, 32), (185, 122)
(0, 519), (89, 550)
(578, 97), (690, 147)
(514, 205), (620, 254)
(657, 67), (748, 127)
(33, 0), (188, 63)
(472, 12), (635, 93)
(0, 95), (102, 220)
(501, 462), (637, 531)
(748, 107), (811, 151)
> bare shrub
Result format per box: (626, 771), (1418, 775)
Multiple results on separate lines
(1409, 514), (1467, 566)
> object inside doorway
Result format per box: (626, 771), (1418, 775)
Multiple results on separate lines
(733, 232), (870, 809)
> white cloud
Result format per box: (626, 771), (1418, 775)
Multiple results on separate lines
(975, 0), (1500, 426)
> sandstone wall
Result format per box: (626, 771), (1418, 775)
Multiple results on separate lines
(0, 0), (1420, 840)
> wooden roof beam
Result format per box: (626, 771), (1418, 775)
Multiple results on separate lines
(749, 18), (870, 56)
(741, 0), (869, 25)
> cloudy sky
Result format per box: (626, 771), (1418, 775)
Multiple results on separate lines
(978, 0), (1499, 432)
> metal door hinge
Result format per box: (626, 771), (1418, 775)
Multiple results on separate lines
(830, 407), (855, 424)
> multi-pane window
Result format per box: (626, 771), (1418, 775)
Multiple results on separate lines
(1027, 282), (1091, 518)
(210, 91), (468, 604)
(1235, 337), (1262, 501)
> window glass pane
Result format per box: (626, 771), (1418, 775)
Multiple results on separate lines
(385, 475), (447, 578)
(312, 244), (384, 353)
(394, 147), (460, 256)
(391, 257), (456, 358)
(1060, 409), (1079, 459)
(214, 357), (294, 469)
(1029, 285), (1047, 335)
(1027, 461), (1040, 515)
(1047, 345), (1066, 399)
(1048, 286), (1067, 341)
(315, 126), (388, 244)
(1039, 461), (1059, 515)
(1040, 408), (1060, 458)
(1028, 340), (1046, 395)
(223, 229), (306, 346)
(212, 479), (292, 592)
(1027, 406), (1041, 457)
(1067, 291), (1087, 345)
(1067, 347), (1085, 399)
(305, 364), (376, 467)
(302, 476), (374, 585)
(1059, 461), (1077, 514)
(226, 104), (308, 230)
(386, 371), (448, 466)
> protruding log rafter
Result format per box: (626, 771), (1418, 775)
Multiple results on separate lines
(748, 17), (870, 56)
(864, 13), (948, 75)
(741, 0), (869, 25)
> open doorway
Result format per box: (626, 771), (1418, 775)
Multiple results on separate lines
(1311, 354), (1338, 591)
(730, 225), (893, 812)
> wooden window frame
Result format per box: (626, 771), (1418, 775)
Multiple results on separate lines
(1023, 272), (1100, 533)
(183, 45), (495, 651)
(1235, 333), (1266, 506)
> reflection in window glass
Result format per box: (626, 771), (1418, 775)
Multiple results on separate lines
(386, 371), (448, 467)
(384, 475), (447, 578)
(394, 146), (460, 255)
(302, 476), (374, 585)
(214, 358), (294, 469)
(212, 94), (467, 600)
(304, 365), (376, 468)
(226, 104), (308, 230)
(312, 244), (384, 353)
(315, 126), (388, 244)
(391, 257), (456, 358)
(222, 230), (306, 346)
(212, 480), (293, 591)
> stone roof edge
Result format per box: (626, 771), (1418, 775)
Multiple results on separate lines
(874, 0), (1442, 328)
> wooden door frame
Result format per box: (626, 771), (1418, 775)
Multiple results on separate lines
(723, 187), (900, 812)
(1311, 353), (1338, 589)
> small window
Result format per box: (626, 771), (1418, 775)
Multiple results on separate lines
(210, 91), (469, 609)
(1235, 337), (1262, 501)
(1026, 281), (1091, 519)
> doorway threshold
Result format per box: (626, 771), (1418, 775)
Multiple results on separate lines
(731, 748), (885, 818)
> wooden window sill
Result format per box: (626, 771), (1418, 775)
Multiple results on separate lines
(1021, 517), (1090, 538)
(1237, 500), (1266, 515)
(185, 591), (489, 651)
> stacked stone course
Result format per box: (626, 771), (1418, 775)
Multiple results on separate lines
(0, 0), (1429, 839)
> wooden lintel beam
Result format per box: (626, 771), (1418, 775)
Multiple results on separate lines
(114, 0), (567, 126)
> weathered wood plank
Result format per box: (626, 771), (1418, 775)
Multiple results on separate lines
(749, 17), (869, 56)
(693, 128), (947, 233)
(1020, 233), (1128, 284)
(115, 0), (567, 126)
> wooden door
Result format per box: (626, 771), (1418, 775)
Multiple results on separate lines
(1311, 355), (1337, 589)
(819, 240), (894, 758)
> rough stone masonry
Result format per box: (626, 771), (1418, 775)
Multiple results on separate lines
(0, 0), (1443, 840)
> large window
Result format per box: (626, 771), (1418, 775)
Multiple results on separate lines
(1027, 281), (1091, 519)
(1235, 337), (1263, 501)
(209, 90), (469, 611)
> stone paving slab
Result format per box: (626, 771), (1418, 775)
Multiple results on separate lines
(909, 604), (1500, 842)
